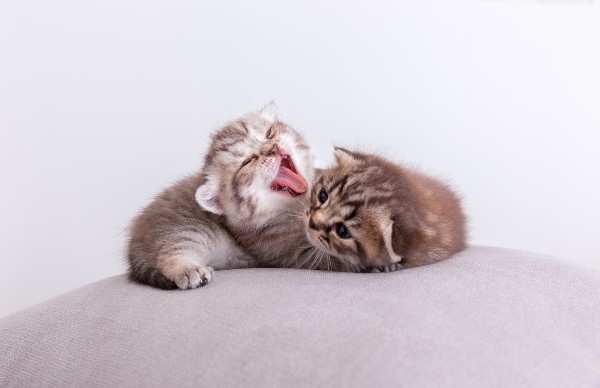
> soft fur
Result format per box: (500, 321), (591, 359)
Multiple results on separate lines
(305, 148), (467, 271)
(127, 103), (316, 289)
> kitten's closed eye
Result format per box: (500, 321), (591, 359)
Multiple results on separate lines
(265, 125), (275, 139)
(241, 156), (257, 169)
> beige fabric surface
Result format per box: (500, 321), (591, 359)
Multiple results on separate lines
(1, 246), (599, 387)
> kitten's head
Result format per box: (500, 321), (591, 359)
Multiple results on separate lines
(196, 102), (314, 227)
(306, 148), (421, 270)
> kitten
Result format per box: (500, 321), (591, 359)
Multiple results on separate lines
(304, 148), (467, 272)
(127, 102), (315, 289)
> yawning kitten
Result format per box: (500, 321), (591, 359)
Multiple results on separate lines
(127, 103), (315, 289)
(305, 148), (467, 271)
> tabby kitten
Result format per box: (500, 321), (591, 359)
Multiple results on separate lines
(305, 148), (467, 272)
(127, 102), (315, 289)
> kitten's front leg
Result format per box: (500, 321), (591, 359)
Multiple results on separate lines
(155, 230), (250, 290)
(157, 254), (214, 290)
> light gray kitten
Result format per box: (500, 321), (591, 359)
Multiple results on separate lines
(127, 103), (315, 289)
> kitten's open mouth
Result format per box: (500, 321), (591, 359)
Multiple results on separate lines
(270, 153), (308, 197)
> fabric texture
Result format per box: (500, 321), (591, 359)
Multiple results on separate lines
(1, 246), (599, 388)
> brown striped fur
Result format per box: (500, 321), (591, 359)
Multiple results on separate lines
(305, 148), (467, 271)
(127, 102), (316, 289)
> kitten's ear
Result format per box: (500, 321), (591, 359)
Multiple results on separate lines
(258, 101), (281, 122)
(195, 176), (224, 215)
(382, 218), (404, 264)
(334, 147), (360, 167)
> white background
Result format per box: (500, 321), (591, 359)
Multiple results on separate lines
(1, 0), (599, 318)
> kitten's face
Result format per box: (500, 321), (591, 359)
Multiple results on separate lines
(305, 148), (402, 269)
(196, 103), (314, 226)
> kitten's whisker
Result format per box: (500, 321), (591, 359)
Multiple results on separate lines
(279, 212), (304, 220)
(279, 207), (305, 216)
(308, 247), (320, 270)
(305, 247), (319, 270)
(290, 197), (309, 213)
(297, 245), (315, 269)
(311, 249), (325, 271)
(305, 248), (317, 270)
(282, 211), (305, 218)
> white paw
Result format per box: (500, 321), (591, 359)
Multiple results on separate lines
(173, 264), (214, 290)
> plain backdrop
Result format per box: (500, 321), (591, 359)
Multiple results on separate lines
(1, 0), (599, 318)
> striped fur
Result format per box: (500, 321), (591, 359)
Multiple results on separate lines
(304, 148), (467, 271)
(127, 103), (317, 289)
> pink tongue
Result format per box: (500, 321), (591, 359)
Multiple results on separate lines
(274, 165), (308, 194)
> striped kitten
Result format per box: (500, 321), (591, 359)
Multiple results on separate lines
(127, 102), (315, 289)
(305, 148), (467, 272)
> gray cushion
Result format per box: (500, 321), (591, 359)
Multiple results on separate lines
(1, 246), (599, 388)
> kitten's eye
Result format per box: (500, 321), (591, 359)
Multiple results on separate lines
(336, 223), (351, 239)
(318, 189), (328, 203)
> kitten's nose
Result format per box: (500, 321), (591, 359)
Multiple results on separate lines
(309, 217), (318, 230)
(267, 144), (280, 156)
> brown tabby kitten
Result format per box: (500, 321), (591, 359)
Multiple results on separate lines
(305, 148), (467, 272)
(127, 103), (316, 289)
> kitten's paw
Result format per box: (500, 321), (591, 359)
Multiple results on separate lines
(369, 263), (403, 273)
(157, 256), (215, 290)
(173, 264), (214, 290)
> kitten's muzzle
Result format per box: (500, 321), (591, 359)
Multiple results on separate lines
(307, 216), (330, 245)
(265, 143), (280, 157)
(308, 215), (327, 232)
